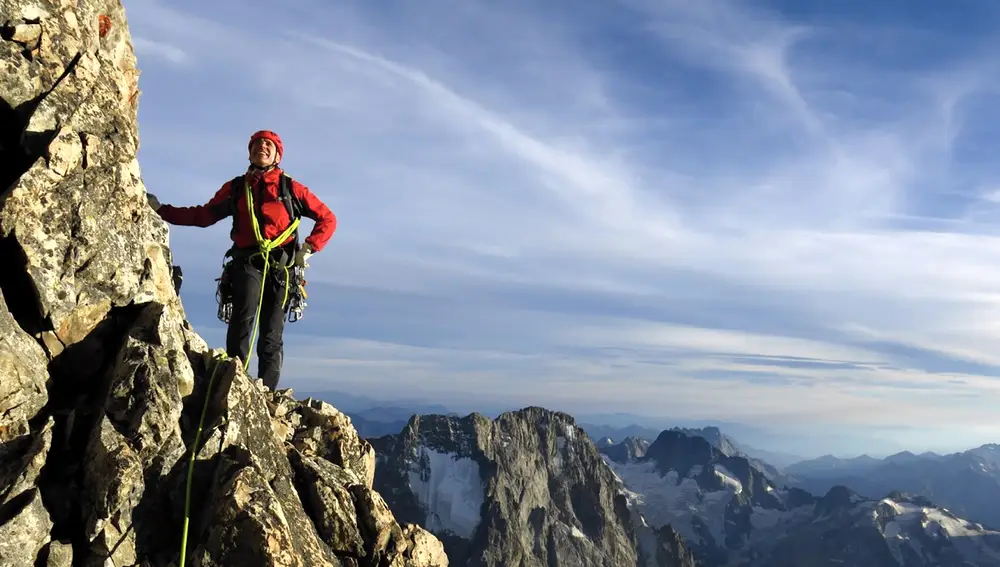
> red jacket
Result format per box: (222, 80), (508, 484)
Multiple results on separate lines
(156, 167), (337, 253)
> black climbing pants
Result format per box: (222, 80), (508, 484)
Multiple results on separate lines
(225, 254), (290, 390)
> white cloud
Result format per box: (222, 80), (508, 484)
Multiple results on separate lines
(132, 36), (188, 66)
(564, 320), (883, 364)
(276, 334), (999, 429)
(125, 0), (1000, 452)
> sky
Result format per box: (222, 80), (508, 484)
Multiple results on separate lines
(124, 0), (1000, 457)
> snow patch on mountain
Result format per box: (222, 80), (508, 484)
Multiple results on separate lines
(878, 498), (1000, 565)
(603, 457), (733, 547)
(714, 463), (742, 494)
(564, 423), (577, 440)
(406, 445), (484, 539)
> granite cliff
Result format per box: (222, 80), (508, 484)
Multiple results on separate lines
(0, 1), (447, 565)
(370, 408), (699, 567)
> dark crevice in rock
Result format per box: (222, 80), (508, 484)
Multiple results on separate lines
(287, 451), (325, 542)
(545, 529), (559, 567)
(0, 231), (51, 337)
(0, 425), (45, 507)
(0, 487), (34, 525)
(570, 483), (604, 541)
(34, 302), (147, 563)
(528, 506), (546, 557)
(32, 542), (51, 567)
(179, 355), (232, 452)
(104, 362), (149, 441)
(169, 445), (252, 562)
(78, 132), (87, 169)
(106, 521), (135, 559)
(0, 19), (40, 60)
(0, 51), (81, 196)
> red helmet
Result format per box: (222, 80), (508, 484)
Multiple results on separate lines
(248, 130), (283, 160)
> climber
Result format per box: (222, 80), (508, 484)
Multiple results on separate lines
(146, 130), (336, 389)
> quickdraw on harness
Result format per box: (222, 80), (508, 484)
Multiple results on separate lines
(215, 173), (308, 329)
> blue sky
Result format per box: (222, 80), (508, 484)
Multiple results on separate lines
(125, 0), (1000, 456)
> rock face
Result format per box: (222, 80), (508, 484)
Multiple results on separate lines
(605, 431), (1000, 567)
(370, 407), (697, 567)
(670, 427), (789, 486)
(599, 436), (650, 464)
(0, 1), (447, 566)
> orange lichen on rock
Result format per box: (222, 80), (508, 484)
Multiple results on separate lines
(98, 14), (112, 38)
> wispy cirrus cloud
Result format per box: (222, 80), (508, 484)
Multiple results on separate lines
(125, 0), (1000, 456)
(132, 37), (188, 66)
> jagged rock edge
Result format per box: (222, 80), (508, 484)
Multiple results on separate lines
(0, 3), (452, 565)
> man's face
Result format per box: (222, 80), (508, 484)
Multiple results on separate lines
(250, 138), (279, 167)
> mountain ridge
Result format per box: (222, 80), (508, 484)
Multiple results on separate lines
(602, 425), (1000, 566)
(787, 443), (1000, 530)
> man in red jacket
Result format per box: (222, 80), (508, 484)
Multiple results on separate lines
(147, 130), (336, 389)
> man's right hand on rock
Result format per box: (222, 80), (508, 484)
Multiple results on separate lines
(147, 193), (161, 211)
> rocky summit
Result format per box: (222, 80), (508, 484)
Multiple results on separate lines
(369, 407), (698, 567)
(605, 430), (1000, 566)
(599, 436), (650, 465)
(0, 1), (447, 565)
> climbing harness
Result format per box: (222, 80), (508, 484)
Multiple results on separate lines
(215, 260), (308, 325)
(179, 351), (228, 566)
(239, 178), (300, 372)
(215, 173), (309, 327)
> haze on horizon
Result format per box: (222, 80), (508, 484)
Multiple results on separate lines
(126, 0), (1000, 459)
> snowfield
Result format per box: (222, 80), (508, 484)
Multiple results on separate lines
(406, 445), (485, 539)
(875, 498), (1000, 565)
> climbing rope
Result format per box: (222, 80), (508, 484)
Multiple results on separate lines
(178, 179), (300, 565)
(243, 179), (299, 373)
(179, 351), (228, 566)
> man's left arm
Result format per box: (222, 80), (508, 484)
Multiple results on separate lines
(292, 180), (337, 253)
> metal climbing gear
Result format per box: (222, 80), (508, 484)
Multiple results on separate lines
(287, 265), (308, 322)
(215, 255), (234, 324)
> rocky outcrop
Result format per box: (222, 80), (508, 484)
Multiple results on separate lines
(599, 436), (650, 464)
(670, 427), (788, 486)
(0, 1), (446, 565)
(371, 407), (698, 567)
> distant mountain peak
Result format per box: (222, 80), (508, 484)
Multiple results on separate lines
(372, 406), (696, 566)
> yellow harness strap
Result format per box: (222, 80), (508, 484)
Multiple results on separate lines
(243, 180), (300, 372)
